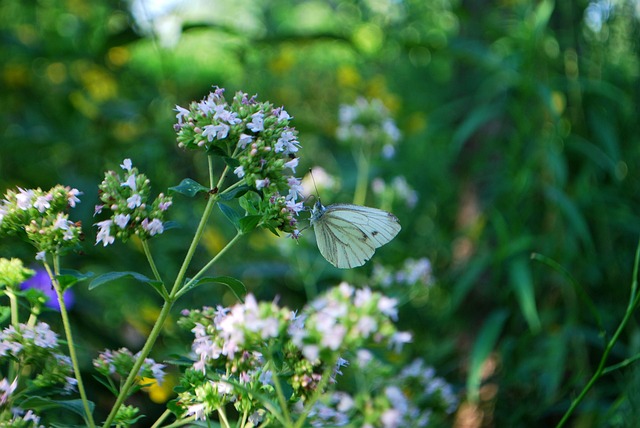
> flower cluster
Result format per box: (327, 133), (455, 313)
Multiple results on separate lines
(0, 258), (34, 290)
(372, 176), (418, 209)
(94, 159), (172, 246)
(93, 347), (166, 385)
(174, 284), (410, 423)
(174, 87), (304, 235)
(0, 323), (76, 392)
(0, 185), (83, 257)
(336, 97), (401, 158)
(290, 282), (411, 361)
(306, 357), (458, 428)
(0, 405), (43, 428)
(372, 258), (434, 289)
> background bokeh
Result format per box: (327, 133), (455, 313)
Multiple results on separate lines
(2, 0), (640, 426)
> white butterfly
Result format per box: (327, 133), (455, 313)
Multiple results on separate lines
(310, 200), (401, 269)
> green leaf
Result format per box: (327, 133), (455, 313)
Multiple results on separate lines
(218, 203), (241, 229)
(89, 271), (167, 300)
(450, 253), (491, 311)
(222, 156), (240, 168)
(239, 215), (262, 234)
(169, 178), (210, 197)
(20, 396), (94, 418)
(509, 257), (541, 333)
(543, 185), (594, 252)
(92, 375), (118, 396)
(57, 269), (94, 291)
(219, 185), (251, 201)
(181, 276), (246, 301)
(206, 144), (227, 157)
(467, 310), (508, 403)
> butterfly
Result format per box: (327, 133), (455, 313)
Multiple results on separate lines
(310, 200), (401, 269)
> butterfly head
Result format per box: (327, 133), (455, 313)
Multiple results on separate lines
(310, 199), (326, 224)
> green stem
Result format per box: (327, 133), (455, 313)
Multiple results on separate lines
(103, 300), (173, 427)
(266, 359), (292, 426)
(47, 256), (96, 428)
(149, 408), (172, 428)
(103, 159), (234, 427)
(352, 149), (370, 206)
(142, 240), (162, 283)
(176, 232), (243, 299)
(160, 415), (196, 428)
(217, 405), (231, 428)
(556, 237), (640, 428)
(6, 289), (19, 326)
(5, 288), (19, 384)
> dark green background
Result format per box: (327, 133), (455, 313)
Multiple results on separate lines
(2, 0), (640, 426)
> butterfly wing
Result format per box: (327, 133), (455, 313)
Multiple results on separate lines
(313, 204), (401, 269)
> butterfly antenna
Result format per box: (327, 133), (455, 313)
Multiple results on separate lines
(309, 168), (320, 203)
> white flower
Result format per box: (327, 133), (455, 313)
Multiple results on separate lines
(247, 112), (264, 132)
(286, 199), (304, 215)
(274, 130), (300, 154)
(159, 200), (172, 211)
(238, 133), (253, 149)
(276, 108), (291, 122)
(174, 105), (190, 124)
(95, 219), (115, 246)
(377, 296), (398, 320)
(186, 403), (207, 421)
(63, 228), (75, 241)
(67, 188), (82, 207)
(35, 251), (46, 261)
(202, 123), (230, 141)
(0, 378), (17, 405)
(287, 176), (304, 201)
(234, 166), (245, 178)
(141, 218), (164, 236)
(214, 104), (241, 124)
(16, 188), (34, 210)
(114, 213), (130, 229)
(34, 195), (52, 212)
(121, 174), (137, 191)
(53, 213), (70, 230)
(284, 157), (299, 172)
(127, 194), (142, 209)
(255, 178), (270, 189)
(120, 159), (133, 171)
(389, 331), (412, 353)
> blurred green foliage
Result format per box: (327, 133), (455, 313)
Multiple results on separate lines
(2, 0), (640, 426)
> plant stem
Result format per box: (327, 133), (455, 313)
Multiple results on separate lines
(177, 232), (243, 298)
(142, 239), (162, 283)
(103, 157), (237, 427)
(266, 359), (292, 426)
(149, 408), (172, 428)
(48, 256), (96, 428)
(160, 415), (196, 428)
(556, 237), (640, 428)
(217, 405), (231, 428)
(103, 300), (173, 427)
(6, 289), (19, 326)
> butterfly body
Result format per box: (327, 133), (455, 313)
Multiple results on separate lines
(310, 200), (401, 269)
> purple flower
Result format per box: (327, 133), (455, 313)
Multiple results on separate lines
(20, 269), (74, 311)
